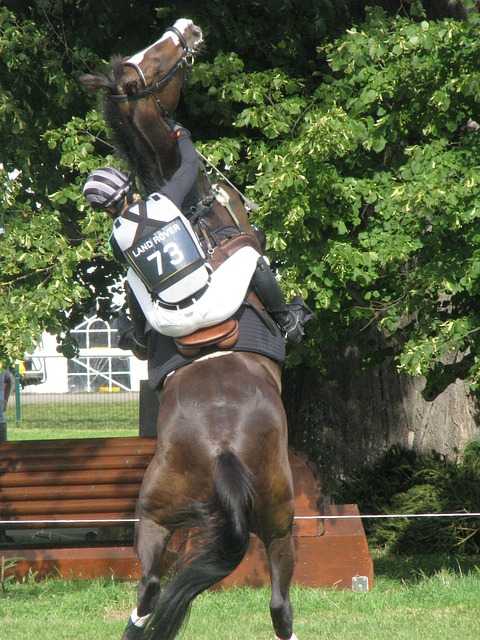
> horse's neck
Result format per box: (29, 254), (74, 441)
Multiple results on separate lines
(119, 106), (254, 235)
(105, 98), (176, 192)
(150, 116), (179, 180)
(211, 182), (254, 234)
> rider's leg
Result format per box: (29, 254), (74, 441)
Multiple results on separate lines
(252, 257), (312, 344)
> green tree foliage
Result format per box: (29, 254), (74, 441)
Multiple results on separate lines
(2, 2), (480, 400)
(0, 5), (108, 360)
(0, 0), (357, 363)
(189, 8), (480, 395)
(335, 442), (480, 553)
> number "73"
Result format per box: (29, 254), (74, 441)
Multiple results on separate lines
(146, 242), (184, 275)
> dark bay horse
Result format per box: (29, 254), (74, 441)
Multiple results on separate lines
(80, 19), (298, 640)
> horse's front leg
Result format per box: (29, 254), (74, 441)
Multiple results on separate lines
(122, 518), (172, 640)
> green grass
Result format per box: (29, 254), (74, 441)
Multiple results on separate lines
(8, 426), (137, 440)
(4, 400), (138, 440)
(1, 555), (480, 639)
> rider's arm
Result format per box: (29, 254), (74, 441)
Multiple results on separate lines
(160, 127), (199, 208)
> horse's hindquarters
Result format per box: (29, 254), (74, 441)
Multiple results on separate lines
(159, 352), (287, 456)
(139, 352), (291, 518)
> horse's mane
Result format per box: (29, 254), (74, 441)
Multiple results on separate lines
(102, 56), (167, 194)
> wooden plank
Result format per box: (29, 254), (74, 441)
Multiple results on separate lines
(0, 547), (141, 580)
(1, 455), (152, 474)
(1, 497), (137, 518)
(0, 506), (373, 589)
(0, 512), (137, 528)
(0, 436), (153, 453)
(0, 468), (146, 488)
(0, 442), (156, 460)
(0, 483), (140, 502)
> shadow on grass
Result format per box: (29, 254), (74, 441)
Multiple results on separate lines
(373, 551), (480, 582)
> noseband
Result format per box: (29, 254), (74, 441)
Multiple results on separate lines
(108, 26), (195, 104)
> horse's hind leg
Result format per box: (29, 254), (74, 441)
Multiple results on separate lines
(122, 518), (171, 639)
(266, 531), (297, 640)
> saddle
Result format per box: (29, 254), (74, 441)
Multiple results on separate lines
(175, 318), (239, 358)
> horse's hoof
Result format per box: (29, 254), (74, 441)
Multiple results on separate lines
(122, 619), (145, 639)
(276, 635), (298, 640)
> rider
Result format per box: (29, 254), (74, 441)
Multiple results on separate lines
(83, 125), (312, 350)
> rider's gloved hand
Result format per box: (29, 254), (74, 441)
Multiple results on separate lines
(172, 123), (191, 139)
(161, 124), (199, 208)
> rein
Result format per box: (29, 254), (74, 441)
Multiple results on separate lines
(108, 26), (195, 104)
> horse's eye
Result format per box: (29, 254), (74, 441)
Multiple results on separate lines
(125, 81), (138, 96)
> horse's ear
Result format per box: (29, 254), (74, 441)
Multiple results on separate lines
(79, 73), (114, 93)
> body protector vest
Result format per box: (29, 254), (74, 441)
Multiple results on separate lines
(111, 193), (262, 339)
(111, 193), (210, 305)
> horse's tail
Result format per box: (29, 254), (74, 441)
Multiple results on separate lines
(144, 450), (255, 640)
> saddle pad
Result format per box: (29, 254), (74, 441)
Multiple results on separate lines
(147, 305), (286, 389)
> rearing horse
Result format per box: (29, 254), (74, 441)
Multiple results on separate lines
(80, 19), (298, 640)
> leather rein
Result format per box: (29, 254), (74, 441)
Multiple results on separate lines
(108, 26), (195, 105)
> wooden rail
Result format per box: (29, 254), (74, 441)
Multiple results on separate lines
(0, 437), (373, 589)
(1, 437), (149, 527)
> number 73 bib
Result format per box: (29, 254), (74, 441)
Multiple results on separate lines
(124, 216), (207, 298)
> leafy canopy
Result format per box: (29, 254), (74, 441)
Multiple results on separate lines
(189, 8), (480, 394)
(2, 3), (480, 399)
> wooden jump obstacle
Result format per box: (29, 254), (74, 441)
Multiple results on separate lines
(0, 437), (373, 589)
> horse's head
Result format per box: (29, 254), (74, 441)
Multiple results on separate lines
(80, 19), (203, 190)
(81, 19), (203, 112)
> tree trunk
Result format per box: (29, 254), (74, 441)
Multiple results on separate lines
(283, 345), (480, 492)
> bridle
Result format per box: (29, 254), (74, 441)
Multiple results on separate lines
(108, 26), (196, 104)
(106, 25), (199, 183)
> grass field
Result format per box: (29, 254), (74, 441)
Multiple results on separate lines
(2, 404), (480, 638)
(4, 397), (138, 440)
(1, 555), (480, 639)
(8, 425), (138, 440)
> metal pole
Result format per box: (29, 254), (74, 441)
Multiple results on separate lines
(14, 364), (21, 423)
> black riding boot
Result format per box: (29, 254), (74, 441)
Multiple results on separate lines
(252, 258), (313, 344)
(117, 285), (149, 360)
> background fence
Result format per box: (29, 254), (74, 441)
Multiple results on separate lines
(5, 354), (145, 435)
(5, 391), (139, 428)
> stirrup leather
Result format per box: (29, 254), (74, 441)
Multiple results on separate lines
(175, 319), (239, 357)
